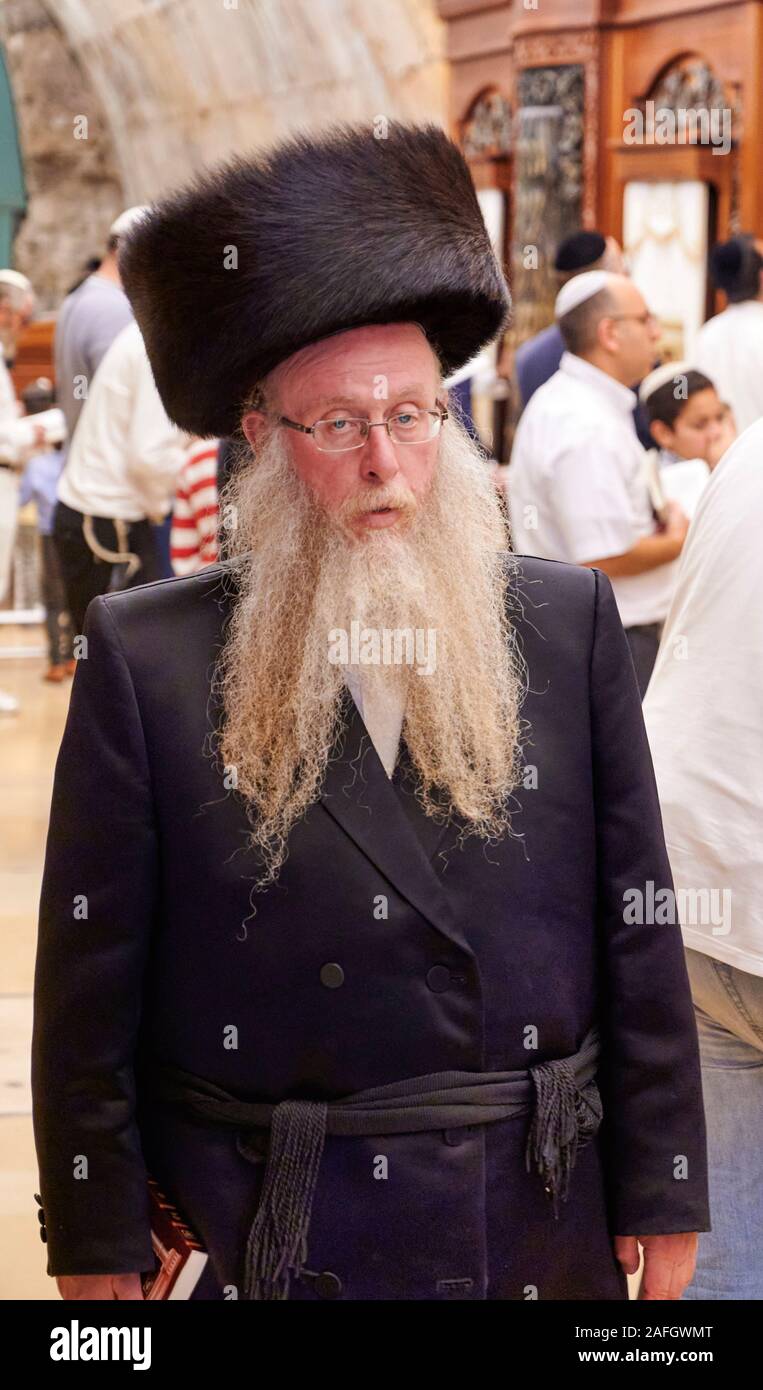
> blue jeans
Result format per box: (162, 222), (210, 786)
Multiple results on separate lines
(683, 947), (763, 1300)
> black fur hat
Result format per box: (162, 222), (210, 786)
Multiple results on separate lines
(118, 122), (510, 437)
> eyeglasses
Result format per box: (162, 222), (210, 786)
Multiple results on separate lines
(277, 404), (448, 453)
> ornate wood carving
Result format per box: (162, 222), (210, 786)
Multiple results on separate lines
(461, 89), (513, 160)
(640, 57), (743, 231)
(513, 30), (600, 227)
(510, 59), (588, 350)
(648, 57), (727, 113)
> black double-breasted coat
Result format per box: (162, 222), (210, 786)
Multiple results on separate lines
(32, 556), (710, 1299)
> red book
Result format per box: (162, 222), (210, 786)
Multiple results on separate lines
(141, 1177), (208, 1300)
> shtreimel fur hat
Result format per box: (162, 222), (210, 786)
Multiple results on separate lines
(118, 122), (510, 438)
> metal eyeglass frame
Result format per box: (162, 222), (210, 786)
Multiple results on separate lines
(276, 403), (449, 453)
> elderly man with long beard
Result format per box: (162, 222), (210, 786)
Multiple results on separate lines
(31, 124), (709, 1303)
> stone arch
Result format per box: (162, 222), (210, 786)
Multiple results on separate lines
(39, 0), (447, 202)
(0, 0), (124, 309)
(2, 0), (447, 307)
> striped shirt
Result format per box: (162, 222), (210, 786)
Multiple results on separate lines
(170, 439), (220, 575)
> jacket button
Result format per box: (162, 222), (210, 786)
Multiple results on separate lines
(314, 1271), (342, 1299)
(320, 963), (344, 989)
(34, 1193), (46, 1241)
(443, 1125), (477, 1146)
(426, 965), (451, 993)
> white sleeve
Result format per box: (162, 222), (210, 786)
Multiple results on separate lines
(551, 434), (644, 563)
(123, 341), (188, 520)
(0, 361), (32, 467)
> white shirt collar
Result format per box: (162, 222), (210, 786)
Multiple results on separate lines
(343, 668), (406, 779)
(559, 351), (637, 418)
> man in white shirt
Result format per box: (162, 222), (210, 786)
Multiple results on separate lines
(55, 320), (188, 634)
(644, 424), (763, 1298)
(508, 271), (688, 695)
(54, 206), (148, 454)
(695, 234), (763, 433)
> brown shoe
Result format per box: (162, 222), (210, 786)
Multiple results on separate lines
(64, 658), (77, 676)
(44, 665), (67, 683)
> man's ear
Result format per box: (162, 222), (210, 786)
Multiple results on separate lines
(241, 409), (269, 449)
(597, 315), (618, 355)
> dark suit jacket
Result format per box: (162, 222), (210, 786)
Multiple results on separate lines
(32, 557), (710, 1300)
(515, 324), (566, 410)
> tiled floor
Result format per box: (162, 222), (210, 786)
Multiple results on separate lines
(1, 626), (69, 1300)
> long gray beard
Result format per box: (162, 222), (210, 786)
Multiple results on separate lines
(214, 412), (525, 887)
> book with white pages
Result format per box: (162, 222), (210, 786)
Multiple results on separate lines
(642, 448), (710, 523)
(658, 456), (711, 520)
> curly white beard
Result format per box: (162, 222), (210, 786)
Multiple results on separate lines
(214, 409), (526, 887)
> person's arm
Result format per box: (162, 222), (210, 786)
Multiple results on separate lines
(587, 569), (710, 1293)
(171, 446), (219, 575)
(124, 347), (187, 521)
(581, 505), (688, 577)
(32, 595), (157, 1284)
(170, 469), (201, 576)
(534, 432), (658, 574)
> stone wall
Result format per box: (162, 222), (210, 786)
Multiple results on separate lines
(0, 0), (124, 310)
(0, 0), (447, 310)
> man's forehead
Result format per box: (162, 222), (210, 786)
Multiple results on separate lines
(614, 280), (648, 311)
(300, 380), (434, 414)
(275, 325), (440, 410)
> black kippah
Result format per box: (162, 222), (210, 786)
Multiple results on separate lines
(710, 237), (745, 287)
(709, 234), (763, 301)
(554, 231), (607, 273)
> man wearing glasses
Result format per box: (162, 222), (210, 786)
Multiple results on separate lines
(33, 125), (708, 1301)
(508, 270), (690, 697)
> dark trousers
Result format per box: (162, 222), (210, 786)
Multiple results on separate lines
(625, 622), (661, 700)
(40, 533), (73, 664)
(53, 500), (163, 636)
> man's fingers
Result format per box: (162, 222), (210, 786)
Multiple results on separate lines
(614, 1235), (640, 1274)
(641, 1241), (696, 1300)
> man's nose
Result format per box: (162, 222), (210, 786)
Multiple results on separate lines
(359, 424), (400, 482)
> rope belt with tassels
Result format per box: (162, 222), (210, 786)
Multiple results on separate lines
(146, 1028), (602, 1300)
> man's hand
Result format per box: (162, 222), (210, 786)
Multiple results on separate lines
(615, 1233), (698, 1299)
(662, 500), (690, 543)
(56, 1273), (144, 1300)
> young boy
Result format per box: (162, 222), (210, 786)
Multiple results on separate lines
(639, 362), (736, 521)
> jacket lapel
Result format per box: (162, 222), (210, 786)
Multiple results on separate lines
(319, 693), (471, 955)
(391, 744), (459, 867)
